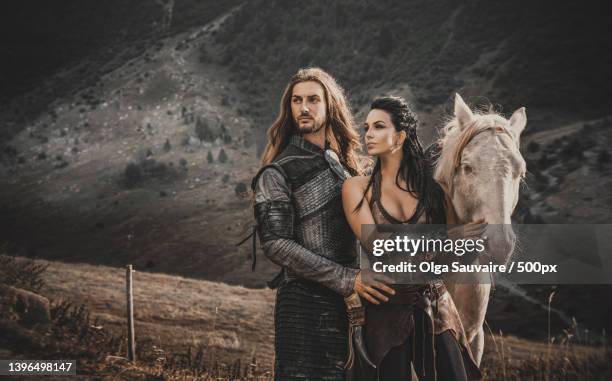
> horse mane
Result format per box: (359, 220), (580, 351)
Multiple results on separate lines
(433, 111), (512, 193)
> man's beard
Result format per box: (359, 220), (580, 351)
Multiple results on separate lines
(296, 118), (325, 134)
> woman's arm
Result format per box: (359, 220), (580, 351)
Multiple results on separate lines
(342, 176), (376, 244)
(342, 177), (395, 304)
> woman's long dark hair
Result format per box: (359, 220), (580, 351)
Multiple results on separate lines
(355, 96), (445, 223)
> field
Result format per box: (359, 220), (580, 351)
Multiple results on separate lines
(2, 256), (611, 380)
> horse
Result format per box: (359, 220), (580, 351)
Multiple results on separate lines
(432, 93), (527, 364)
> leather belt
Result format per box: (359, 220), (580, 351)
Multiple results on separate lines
(385, 281), (446, 305)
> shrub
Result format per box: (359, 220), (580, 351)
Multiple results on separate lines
(141, 159), (168, 177)
(124, 162), (143, 186)
(0, 247), (48, 294)
(234, 182), (248, 196)
(195, 117), (214, 142)
(527, 141), (541, 153)
(597, 150), (610, 164)
(559, 138), (584, 159)
(54, 160), (69, 169)
(123, 157), (183, 188)
(3, 145), (17, 158)
(218, 149), (228, 163)
(220, 124), (232, 144)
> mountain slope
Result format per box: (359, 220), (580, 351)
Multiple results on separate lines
(0, 8), (278, 287)
(0, 0), (610, 288)
(212, 0), (612, 145)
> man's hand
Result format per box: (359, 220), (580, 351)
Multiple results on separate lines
(447, 218), (488, 240)
(353, 271), (395, 305)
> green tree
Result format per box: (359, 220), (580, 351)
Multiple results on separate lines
(234, 182), (247, 196)
(195, 117), (214, 142)
(124, 162), (142, 187)
(218, 148), (228, 163)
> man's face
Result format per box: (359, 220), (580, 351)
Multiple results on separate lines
(291, 81), (327, 134)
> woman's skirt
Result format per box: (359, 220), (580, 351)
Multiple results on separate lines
(351, 283), (482, 380)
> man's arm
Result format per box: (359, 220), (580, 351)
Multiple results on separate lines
(254, 167), (358, 297)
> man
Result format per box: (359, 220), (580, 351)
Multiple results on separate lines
(252, 67), (374, 380)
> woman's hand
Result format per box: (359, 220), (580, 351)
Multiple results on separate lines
(353, 271), (395, 305)
(447, 218), (487, 240)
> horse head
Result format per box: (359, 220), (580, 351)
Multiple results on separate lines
(434, 93), (527, 262)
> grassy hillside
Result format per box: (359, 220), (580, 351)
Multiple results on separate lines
(1, 255), (275, 379)
(2, 256), (611, 379)
(40, 258), (276, 367)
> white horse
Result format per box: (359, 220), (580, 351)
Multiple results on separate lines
(433, 94), (527, 364)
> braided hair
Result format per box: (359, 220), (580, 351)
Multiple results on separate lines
(355, 96), (445, 223)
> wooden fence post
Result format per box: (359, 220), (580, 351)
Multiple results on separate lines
(126, 264), (136, 362)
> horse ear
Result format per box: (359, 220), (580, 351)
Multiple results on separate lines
(454, 93), (473, 130)
(508, 107), (527, 139)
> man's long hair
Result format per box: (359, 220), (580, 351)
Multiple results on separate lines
(260, 67), (363, 175)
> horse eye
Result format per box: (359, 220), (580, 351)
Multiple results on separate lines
(462, 164), (473, 174)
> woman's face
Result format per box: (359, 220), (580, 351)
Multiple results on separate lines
(364, 109), (404, 156)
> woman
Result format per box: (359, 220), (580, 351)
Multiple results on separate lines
(342, 96), (483, 380)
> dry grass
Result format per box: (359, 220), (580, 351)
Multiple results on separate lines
(3, 256), (611, 379)
(0, 250), (48, 293)
(481, 333), (611, 380)
(2, 256), (276, 379)
(38, 258), (276, 368)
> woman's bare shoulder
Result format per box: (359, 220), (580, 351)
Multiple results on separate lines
(342, 176), (372, 203)
(343, 175), (371, 191)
